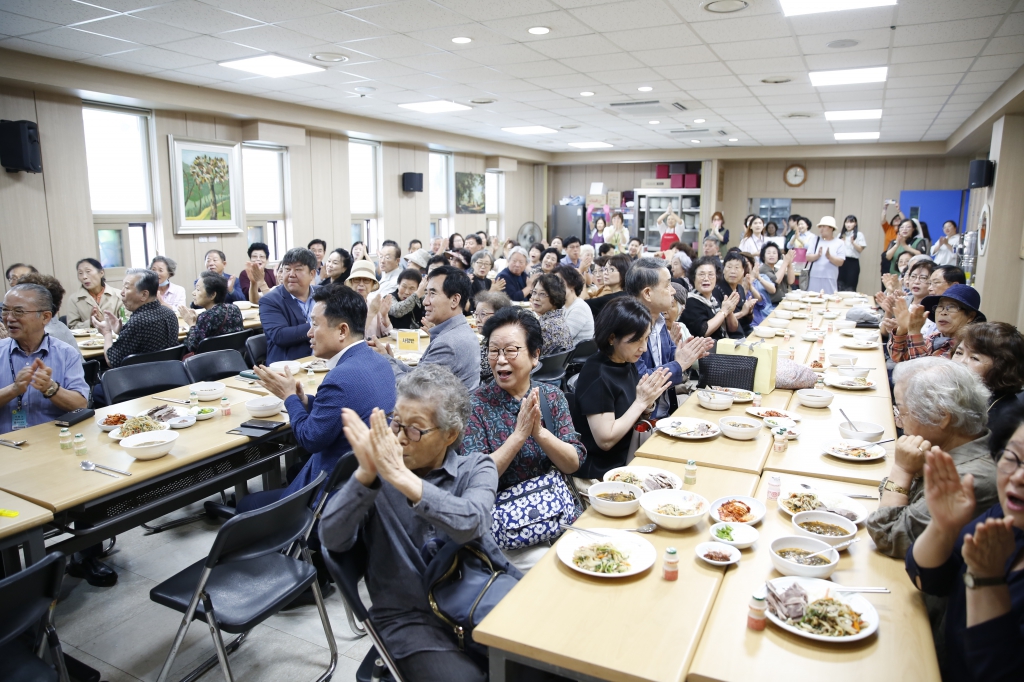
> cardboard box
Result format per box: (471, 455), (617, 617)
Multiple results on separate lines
(670, 174), (684, 188)
(656, 164), (670, 179)
(641, 178), (671, 188)
(606, 190), (622, 207)
(586, 193), (606, 205)
(684, 174), (699, 188)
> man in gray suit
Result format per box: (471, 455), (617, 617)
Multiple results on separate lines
(376, 265), (481, 391)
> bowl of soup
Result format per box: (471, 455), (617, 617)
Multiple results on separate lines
(587, 481), (643, 517)
(792, 511), (857, 547)
(769, 535), (839, 579)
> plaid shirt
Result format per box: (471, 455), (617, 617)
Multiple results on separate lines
(107, 300), (180, 367)
(887, 330), (952, 362)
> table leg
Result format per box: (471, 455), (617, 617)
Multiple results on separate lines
(235, 482), (248, 502)
(23, 528), (45, 566)
(489, 648), (507, 682)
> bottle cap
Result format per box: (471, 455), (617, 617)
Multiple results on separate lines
(665, 547), (677, 555)
(75, 433), (83, 437)
(687, 459), (696, 466)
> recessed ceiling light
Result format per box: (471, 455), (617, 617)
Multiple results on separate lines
(502, 126), (558, 134)
(780, 0), (895, 17)
(825, 109), (882, 121)
(579, 91), (595, 97)
(568, 141), (613, 149)
(728, 138), (739, 142)
(637, 86), (653, 92)
(703, 0), (749, 12)
(690, 139), (701, 144)
(761, 76), (792, 84)
(528, 26), (550, 35)
(470, 98), (495, 105)
(451, 36), (472, 44)
(353, 86), (376, 93)
(649, 120), (660, 125)
(310, 53), (349, 63)
(220, 55), (324, 78)
(827, 39), (860, 49)
(810, 66), (887, 87)
(399, 100), (472, 113)
(835, 132), (880, 140)
(693, 118), (706, 123)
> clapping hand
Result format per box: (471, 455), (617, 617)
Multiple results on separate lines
(343, 407), (378, 485)
(364, 408), (409, 486)
(27, 358), (53, 395)
(12, 364), (33, 396)
(514, 388), (542, 441)
(178, 305), (198, 327)
(635, 368), (672, 410)
(879, 317), (898, 336)
(739, 296), (756, 316)
(675, 336), (714, 367)
(668, 321), (683, 347)
(492, 276), (506, 292)
(963, 516), (1017, 579)
(923, 447), (977, 537)
(895, 434), (932, 478)
(722, 292), (741, 314)
(254, 364), (303, 402)
(893, 296), (927, 335)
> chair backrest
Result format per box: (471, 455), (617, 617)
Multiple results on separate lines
(245, 334), (267, 366)
(82, 359), (101, 388)
(569, 338), (598, 364)
(322, 542), (370, 622)
(184, 349), (250, 383)
(532, 349), (573, 383)
(195, 328), (252, 355)
(101, 360), (191, 405)
(206, 471), (326, 568)
(122, 344), (186, 366)
(0, 552), (66, 648)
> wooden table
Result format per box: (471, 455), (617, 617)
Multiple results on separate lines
(636, 391), (792, 475)
(0, 490), (53, 573)
(475, 459), (759, 682)
(688, 472), (940, 682)
(75, 313), (263, 359)
(221, 356), (329, 397)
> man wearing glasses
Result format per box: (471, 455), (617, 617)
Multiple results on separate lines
(376, 243), (403, 298)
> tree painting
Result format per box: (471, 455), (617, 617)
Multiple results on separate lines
(455, 172), (485, 214)
(181, 150), (232, 220)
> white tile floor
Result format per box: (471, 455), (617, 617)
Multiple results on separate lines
(52, 497), (373, 682)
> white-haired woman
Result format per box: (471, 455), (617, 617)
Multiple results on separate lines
(867, 357), (999, 559)
(150, 256), (186, 309)
(319, 364), (517, 682)
(495, 246), (538, 302)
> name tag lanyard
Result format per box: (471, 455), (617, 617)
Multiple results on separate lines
(8, 347), (26, 429)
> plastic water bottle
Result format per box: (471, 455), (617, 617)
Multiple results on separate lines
(189, 390), (198, 408)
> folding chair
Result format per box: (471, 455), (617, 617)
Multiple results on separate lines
(184, 349), (249, 382)
(245, 334), (267, 366)
(150, 473), (337, 682)
(122, 344), (186, 366)
(195, 329), (252, 355)
(0, 552), (71, 682)
(530, 348), (573, 386)
(101, 360), (191, 405)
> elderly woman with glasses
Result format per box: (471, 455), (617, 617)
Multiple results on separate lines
(953, 322), (1024, 439)
(884, 284), (984, 363)
(681, 256), (739, 340)
(466, 250), (505, 314)
(473, 290), (511, 383)
(319, 364), (517, 682)
(867, 357), (999, 561)
(529, 273), (573, 357)
(904, 402), (1024, 682)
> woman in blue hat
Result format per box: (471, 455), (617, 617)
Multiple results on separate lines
(885, 283), (986, 363)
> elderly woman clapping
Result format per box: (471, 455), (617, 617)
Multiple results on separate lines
(885, 283), (985, 362)
(866, 357), (999, 558)
(319, 364), (515, 682)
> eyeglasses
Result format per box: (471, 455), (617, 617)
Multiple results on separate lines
(892, 404), (903, 425)
(487, 346), (522, 361)
(389, 417), (438, 442)
(474, 310), (493, 322)
(0, 307), (46, 319)
(696, 273), (715, 281)
(935, 304), (964, 314)
(996, 450), (1024, 476)
(532, 291), (548, 301)
(907, 274), (929, 282)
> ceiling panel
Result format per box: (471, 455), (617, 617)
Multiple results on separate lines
(568, 0), (682, 32)
(130, 1), (264, 34)
(0, 10), (59, 36)
(161, 35), (264, 61)
(0, 0), (115, 24)
(197, 0), (339, 23)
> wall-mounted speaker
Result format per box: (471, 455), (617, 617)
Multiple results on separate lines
(968, 159), (994, 188)
(0, 120), (42, 173)
(402, 172), (423, 192)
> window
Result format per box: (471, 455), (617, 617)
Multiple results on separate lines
(429, 152), (452, 238)
(128, 223), (158, 268)
(349, 140), (380, 252)
(485, 171), (502, 238)
(243, 146), (284, 216)
(97, 229), (125, 269)
(83, 107), (153, 216)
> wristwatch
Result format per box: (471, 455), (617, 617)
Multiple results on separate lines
(964, 571), (1006, 589)
(880, 477), (910, 496)
(43, 381), (60, 399)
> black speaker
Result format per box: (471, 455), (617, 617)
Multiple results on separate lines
(402, 172), (423, 192)
(968, 159), (994, 188)
(0, 120), (42, 173)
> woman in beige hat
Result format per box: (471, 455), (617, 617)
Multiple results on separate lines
(346, 260), (392, 340)
(804, 215), (846, 294)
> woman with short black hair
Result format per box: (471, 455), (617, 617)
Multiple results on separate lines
(180, 271), (244, 353)
(954, 322), (1024, 439)
(530, 274), (572, 356)
(586, 253), (630, 318)
(681, 256), (739, 340)
(322, 247), (353, 287)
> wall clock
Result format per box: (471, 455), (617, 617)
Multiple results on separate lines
(784, 164), (807, 187)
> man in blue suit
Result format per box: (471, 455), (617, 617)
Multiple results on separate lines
(259, 247), (320, 363)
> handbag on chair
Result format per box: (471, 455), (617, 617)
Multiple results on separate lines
(697, 353), (759, 392)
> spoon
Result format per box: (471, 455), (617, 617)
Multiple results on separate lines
(81, 461), (131, 476)
(623, 523), (657, 534)
(0, 439), (26, 449)
(81, 462), (120, 478)
(798, 482), (878, 500)
(839, 408), (859, 431)
(801, 537), (860, 561)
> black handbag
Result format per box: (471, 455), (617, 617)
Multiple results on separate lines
(697, 353), (758, 392)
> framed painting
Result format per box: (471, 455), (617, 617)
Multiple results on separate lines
(455, 171), (485, 214)
(168, 135), (244, 234)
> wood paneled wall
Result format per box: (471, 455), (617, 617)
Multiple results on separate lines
(381, 142), (430, 252)
(504, 162), (539, 241)
(549, 163), (659, 203)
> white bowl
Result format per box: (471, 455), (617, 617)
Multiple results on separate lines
(822, 311), (838, 319)
(838, 366), (871, 379)
(246, 395), (284, 418)
(191, 405), (217, 420)
(774, 309), (794, 320)
(95, 413), (129, 432)
(120, 430), (178, 460)
(766, 318), (790, 329)
(696, 541), (741, 566)
(769, 535), (839, 579)
(268, 361), (301, 376)
(828, 353), (858, 366)
(192, 381), (226, 401)
(639, 489), (709, 530)
(838, 421), (885, 441)
(795, 389), (834, 409)
(718, 416), (761, 440)
(792, 511), (857, 547)
(753, 326), (776, 338)
(709, 522), (759, 549)
(853, 331), (878, 343)
(784, 292), (803, 301)
(709, 495), (766, 525)
(698, 392), (734, 411)
(801, 332), (823, 342)
(587, 482), (643, 517)
(834, 319), (857, 330)
(780, 300), (802, 310)
(232, 300), (253, 310)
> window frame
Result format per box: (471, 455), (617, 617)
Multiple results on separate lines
(349, 139), (382, 254)
(485, 170), (503, 240)
(429, 152), (454, 237)
(82, 103), (156, 223)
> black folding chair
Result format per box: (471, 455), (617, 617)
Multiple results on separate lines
(245, 334), (267, 367)
(81, 359), (102, 408)
(150, 473), (337, 682)
(184, 349), (249, 383)
(565, 338), (598, 383)
(0, 552), (71, 682)
(531, 348), (573, 386)
(195, 329), (252, 355)
(122, 344), (186, 366)
(101, 360), (191, 404)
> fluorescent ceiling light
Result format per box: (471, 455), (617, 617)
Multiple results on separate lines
(834, 132), (880, 140)
(690, 139), (701, 144)
(693, 118), (706, 123)
(728, 138), (738, 141)
(219, 55), (323, 78)
(399, 100), (471, 113)
(528, 26), (550, 35)
(810, 67), (887, 87)
(502, 126), (558, 134)
(637, 86), (653, 92)
(649, 120), (660, 125)
(825, 109), (882, 121)
(780, 0), (896, 17)
(451, 36), (472, 44)
(568, 141), (613, 149)
(579, 91), (594, 97)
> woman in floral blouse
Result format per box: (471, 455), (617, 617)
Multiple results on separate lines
(180, 272), (244, 353)
(530, 273), (573, 357)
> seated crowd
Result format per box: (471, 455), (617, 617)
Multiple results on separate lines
(2, 222), (1023, 682)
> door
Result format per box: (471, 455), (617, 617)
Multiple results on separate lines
(790, 199), (836, 224)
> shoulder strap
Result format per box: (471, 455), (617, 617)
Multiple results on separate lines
(532, 381), (554, 431)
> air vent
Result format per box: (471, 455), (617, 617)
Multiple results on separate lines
(761, 76), (792, 84)
(670, 102), (688, 112)
(608, 100), (668, 117)
(785, 113), (814, 119)
(668, 128), (728, 139)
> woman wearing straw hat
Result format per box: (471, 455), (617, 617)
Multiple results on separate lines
(346, 259), (392, 340)
(803, 216), (846, 294)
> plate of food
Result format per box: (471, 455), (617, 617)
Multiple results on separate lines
(802, 296), (825, 304)
(763, 416), (797, 430)
(191, 406), (217, 421)
(842, 340), (880, 350)
(656, 417), (720, 440)
(808, 360), (825, 373)
(709, 496), (766, 525)
(109, 416), (170, 440)
(764, 577), (879, 642)
(778, 489), (868, 525)
(71, 328), (92, 337)
(695, 541), (740, 566)
(791, 312), (809, 319)
(710, 386), (754, 403)
(824, 376), (876, 391)
(395, 352), (422, 367)
(301, 358), (329, 373)
(555, 529), (657, 578)
(801, 332), (824, 342)
(79, 339), (105, 348)
(136, 404), (196, 429)
(745, 407), (801, 422)
(604, 465), (682, 492)
(96, 412), (129, 432)
(823, 439), (887, 462)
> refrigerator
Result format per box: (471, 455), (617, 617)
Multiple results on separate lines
(549, 205), (587, 244)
